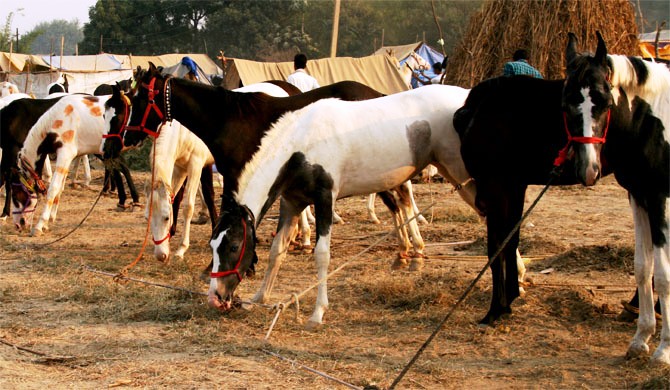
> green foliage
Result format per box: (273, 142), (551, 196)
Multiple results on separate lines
(28, 20), (84, 55)
(0, 12), (15, 52)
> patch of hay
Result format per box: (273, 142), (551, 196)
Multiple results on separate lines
(531, 244), (634, 273)
(446, 0), (640, 87)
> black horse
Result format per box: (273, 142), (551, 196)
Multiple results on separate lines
(455, 33), (669, 364)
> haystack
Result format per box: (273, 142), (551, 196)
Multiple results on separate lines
(445, 0), (640, 87)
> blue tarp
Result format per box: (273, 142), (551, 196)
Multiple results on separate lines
(399, 43), (445, 88)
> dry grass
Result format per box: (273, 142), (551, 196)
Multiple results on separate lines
(1, 172), (669, 388)
(446, 0), (641, 87)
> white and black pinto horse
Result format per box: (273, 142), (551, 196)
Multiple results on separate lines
(12, 94), (112, 235)
(455, 33), (669, 364)
(0, 81), (21, 97)
(207, 84), (480, 327)
(119, 65), (435, 272)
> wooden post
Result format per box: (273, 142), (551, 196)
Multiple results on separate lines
(100, 35), (103, 54)
(50, 37), (54, 82)
(75, 43), (78, 56)
(8, 41), (12, 74)
(60, 36), (65, 70)
(329, 0), (341, 58)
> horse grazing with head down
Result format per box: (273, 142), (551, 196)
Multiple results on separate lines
(207, 84), (480, 327)
(117, 64), (433, 270)
(12, 94), (113, 235)
(455, 32), (669, 365)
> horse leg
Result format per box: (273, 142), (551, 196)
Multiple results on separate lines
(113, 168), (128, 210)
(49, 172), (68, 223)
(32, 151), (74, 235)
(199, 165), (218, 229)
(81, 155), (91, 187)
(1, 171), (10, 220)
(305, 205), (316, 224)
(306, 191), (335, 329)
(377, 190), (412, 268)
(42, 157), (52, 184)
(367, 193), (381, 224)
(252, 198), (300, 305)
(69, 156), (81, 187)
(394, 182), (426, 271)
(652, 225), (670, 365)
(119, 156), (140, 209)
(170, 177), (186, 237)
(297, 208), (312, 250)
(405, 180), (428, 225)
(626, 195), (657, 360)
(479, 182), (526, 325)
(175, 168), (198, 261)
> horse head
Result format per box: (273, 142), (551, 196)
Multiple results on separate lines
(561, 31), (613, 186)
(208, 197), (258, 311)
(10, 161), (43, 231)
(150, 180), (174, 263)
(102, 84), (131, 160)
(123, 62), (169, 149)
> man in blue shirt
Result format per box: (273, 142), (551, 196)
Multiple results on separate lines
(503, 49), (543, 78)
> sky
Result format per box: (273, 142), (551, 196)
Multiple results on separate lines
(7, 0), (97, 35)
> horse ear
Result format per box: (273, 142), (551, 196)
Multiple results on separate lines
(566, 32), (578, 66)
(111, 83), (121, 98)
(148, 62), (158, 74)
(595, 31), (608, 66)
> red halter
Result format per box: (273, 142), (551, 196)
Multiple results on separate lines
(123, 77), (166, 138)
(210, 218), (248, 282)
(553, 109), (611, 167)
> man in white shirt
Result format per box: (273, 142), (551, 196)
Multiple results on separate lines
(287, 53), (320, 92)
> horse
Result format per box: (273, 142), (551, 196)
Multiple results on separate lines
(12, 94), (112, 235)
(563, 32), (669, 364)
(454, 33), (669, 364)
(117, 65), (432, 265)
(0, 81), (21, 97)
(104, 81), (298, 263)
(207, 84), (480, 327)
(46, 74), (69, 95)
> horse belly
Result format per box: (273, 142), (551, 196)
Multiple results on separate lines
(338, 166), (417, 199)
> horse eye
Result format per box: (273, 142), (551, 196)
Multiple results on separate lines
(164, 216), (170, 222)
(230, 245), (239, 253)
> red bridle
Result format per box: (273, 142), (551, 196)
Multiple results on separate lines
(123, 77), (169, 138)
(210, 218), (248, 282)
(553, 109), (611, 167)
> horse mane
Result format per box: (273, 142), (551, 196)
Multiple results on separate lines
(608, 55), (670, 105)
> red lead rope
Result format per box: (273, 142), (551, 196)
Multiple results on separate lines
(210, 218), (248, 282)
(553, 109), (611, 167)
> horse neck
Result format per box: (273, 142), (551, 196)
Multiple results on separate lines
(169, 79), (222, 142)
(609, 55), (670, 108)
(153, 122), (181, 186)
(235, 110), (303, 222)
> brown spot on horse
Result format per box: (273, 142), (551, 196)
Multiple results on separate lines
(52, 120), (63, 129)
(90, 106), (102, 117)
(64, 104), (74, 115)
(61, 130), (75, 143)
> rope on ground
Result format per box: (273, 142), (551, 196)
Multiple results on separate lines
(388, 170), (561, 389)
(83, 265), (274, 309)
(264, 202), (436, 341)
(262, 349), (362, 390)
(115, 140), (157, 279)
(30, 174), (111, 249)
(0, 336), (76, 362)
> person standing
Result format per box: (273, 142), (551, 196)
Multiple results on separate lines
(287, 53), (320, 92)
(503, 49), (543, 78)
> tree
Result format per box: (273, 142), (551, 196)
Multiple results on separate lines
(26, 20), (84, 55)
(80, 0), (220, 55)
(0, 12), (15, 52)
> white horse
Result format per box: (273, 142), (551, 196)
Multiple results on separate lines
(13, 94), (110, 235)
(208, 84), (481, 326)
(0, 81), (21, 97)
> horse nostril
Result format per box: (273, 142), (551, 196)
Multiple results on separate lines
(20, 218), (26, 226)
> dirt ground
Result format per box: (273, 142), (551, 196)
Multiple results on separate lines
(0, 167), (668, 389)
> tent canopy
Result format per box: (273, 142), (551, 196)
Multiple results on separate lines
(374, 42), (445, 88)
(223, 54), (408, 95)
(161, 56), (213, 85)
(129, 53), (222, 76)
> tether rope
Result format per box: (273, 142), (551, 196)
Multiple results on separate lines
(388, 169), (561, 389)
(264, 201), (436, 341)
(30, 173), (112, 248)
(262, 349), (361, 390)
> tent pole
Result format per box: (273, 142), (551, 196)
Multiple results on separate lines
(330, 0), (341, 58)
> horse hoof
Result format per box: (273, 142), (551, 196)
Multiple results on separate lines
(409, 258), (424, 271)
(305, 320), (322, 331)
(392, 257), (409, 270)
(191, 214), (209, 225)
(30, 228), (43, 237)
(651, 350), (670, 366)
(131, 202), (144, 212)
(626, 342), (650, 360)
